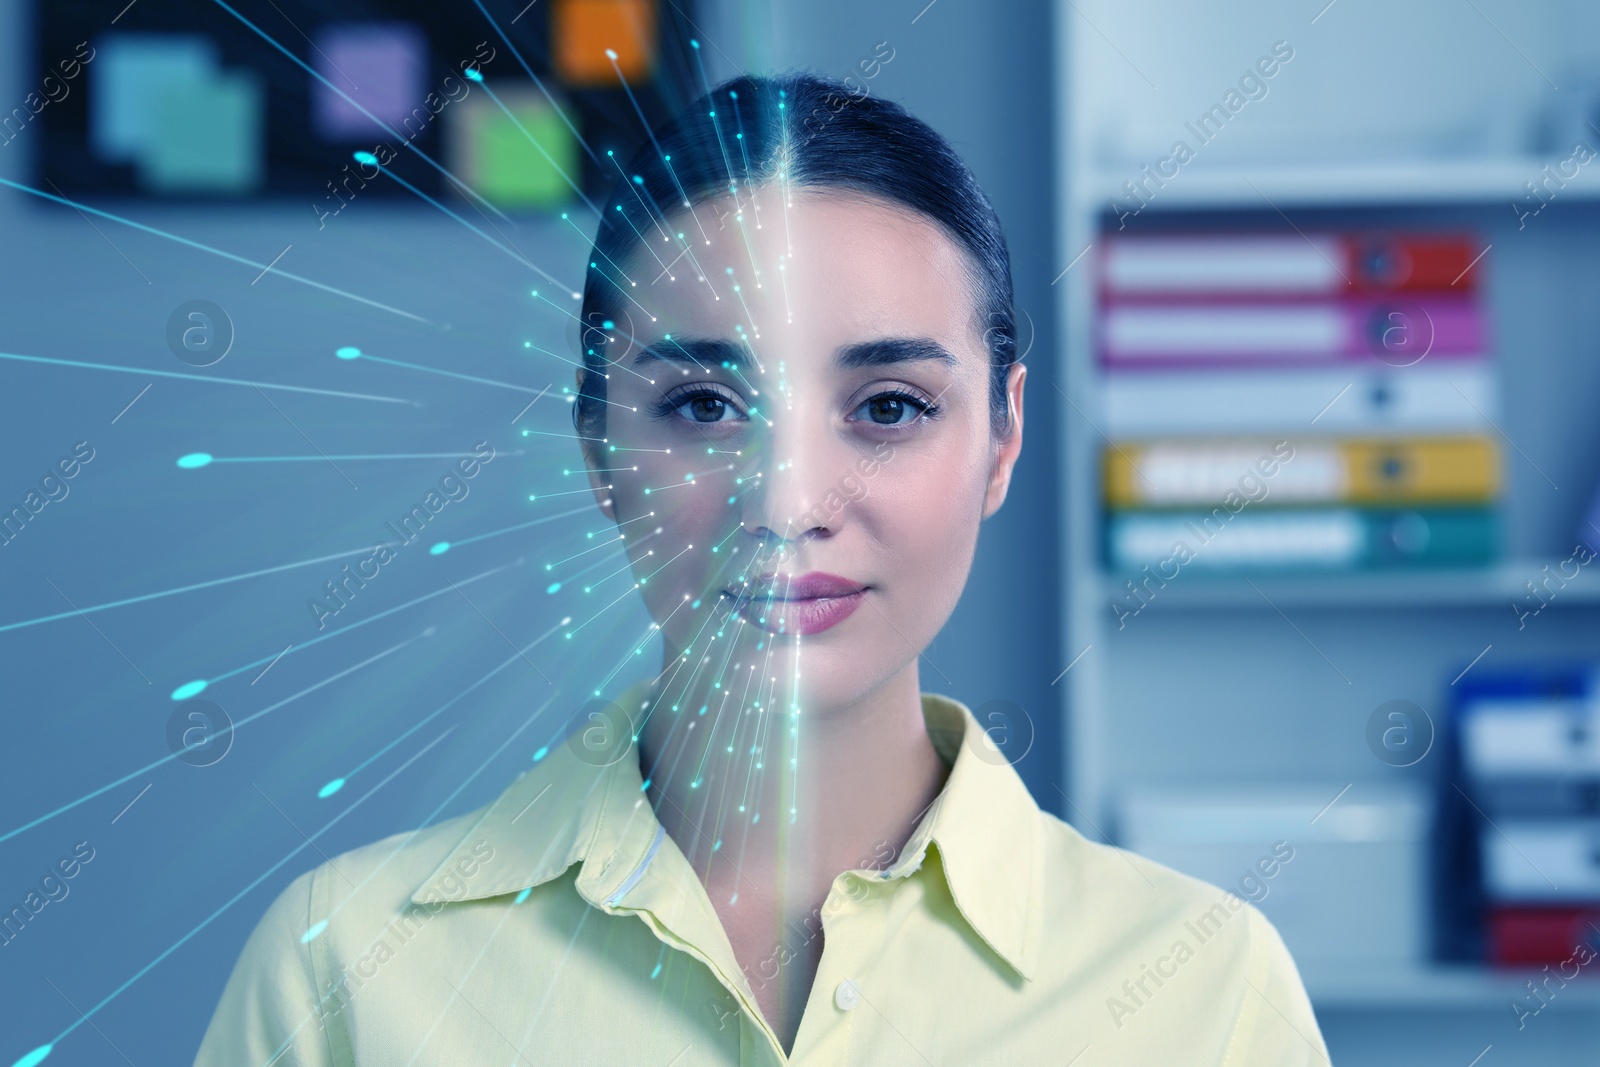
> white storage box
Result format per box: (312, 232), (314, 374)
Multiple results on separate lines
(1117, 783), (1432, 967)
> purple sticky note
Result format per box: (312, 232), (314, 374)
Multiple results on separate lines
(311, 23), (426, 140)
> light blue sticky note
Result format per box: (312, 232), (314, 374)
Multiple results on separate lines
(92, 33), (219, 163)
(141, 70), (263, 194)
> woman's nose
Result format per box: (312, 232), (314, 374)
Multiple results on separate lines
(736, 405), (847, 550)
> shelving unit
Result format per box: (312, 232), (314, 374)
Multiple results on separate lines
(1083, 159), (1600, 210)
(1054, 1), (1600, 1061)
(1100, 559), (1600, 611)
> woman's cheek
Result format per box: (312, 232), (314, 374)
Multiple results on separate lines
(617, 467), (734, 612)
(880, 453), (982, 613)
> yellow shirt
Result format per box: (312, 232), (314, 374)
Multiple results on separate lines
(194, 687), (1329, 1065)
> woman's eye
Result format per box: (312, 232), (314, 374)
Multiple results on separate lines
(671, 392), (742, 423)
(854, 393), (927, 426)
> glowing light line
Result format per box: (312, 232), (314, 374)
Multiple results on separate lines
(173, 562), (518, 698)
(345, 350), (552, 395)
(470, 0), (600, 166)
(208, 0), (511, 223)
(0, 179), (434, 326)
(365, 160), (574, 293)
(0, 544), (385, 636)
(20, 722), (456, 1059)
(563, 212), (636, 284)
(193, 451), (517, 464)
(0, 635), (420, 846)
(0, 350), (416, 406)
(473, 77), (599, 215)
(442, 504), (593, 550)
(331, 617), (568, 790)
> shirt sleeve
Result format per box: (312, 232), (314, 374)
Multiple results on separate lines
(1222, 905), (1331, 1067)
(193, 868), (341, 1067)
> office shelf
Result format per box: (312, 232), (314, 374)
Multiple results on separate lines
(1056, 5), (1600, 1059)
(1083, 158), (1600, 212)
(1097, 560), (1600, 611)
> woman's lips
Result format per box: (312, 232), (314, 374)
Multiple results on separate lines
(722, 571), (868, 636)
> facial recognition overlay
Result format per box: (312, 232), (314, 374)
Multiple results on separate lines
(0, 0), (1583, 1064)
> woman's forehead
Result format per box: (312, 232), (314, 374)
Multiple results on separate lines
(622, 186), (986, 360)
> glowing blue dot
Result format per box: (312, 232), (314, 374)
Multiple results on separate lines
(171, 679), (207, 701)
(464, 66), (483, 82)
(301, 919), (329, 943)
(691, 599), (701, 609)
(650, 962), (662, 979)
(640, 778), (652, 791)
(514, 886), (532, 904)
(352, 151), (379, 165)
(12, 1045), (52, 1067)
(602, 320), (615, 329)
(727, 496), (736, 504)
(429, 542), (450, 555)
(336, 346), (362, 360)
(691, 39), (700, 48)
(534, 746), (549, 761)
(318, 778), (346, 799)
(712, 839), (722, 851)
(633, 175), (644, 185)
(176, 453), (212, 469)
(546, 582), (561, 594)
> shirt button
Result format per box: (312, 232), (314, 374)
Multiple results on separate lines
(835, 979), (861, 1011)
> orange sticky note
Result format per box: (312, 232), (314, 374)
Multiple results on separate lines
(554, 0), (656, 86)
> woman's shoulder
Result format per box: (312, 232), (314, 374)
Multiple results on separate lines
(1034, 809), (1289, 965)
(1032, 812), (1326, 1061)
(246, 784), (514, 952)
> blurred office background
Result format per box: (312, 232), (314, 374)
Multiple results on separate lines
(3, 0), (1600, 1064)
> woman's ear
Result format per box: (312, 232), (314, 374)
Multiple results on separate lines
(982, 362), (1026, 519)
(575, 368), (616, 520)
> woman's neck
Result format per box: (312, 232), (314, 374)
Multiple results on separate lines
(639, 653), (950, 907)
(637, 652), (949, 1052)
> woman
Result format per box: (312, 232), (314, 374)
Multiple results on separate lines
(196, 72), (1328, 1065)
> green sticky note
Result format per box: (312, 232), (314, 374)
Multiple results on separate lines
(452, 88), (575, 208)
(141, 70), (263, 195)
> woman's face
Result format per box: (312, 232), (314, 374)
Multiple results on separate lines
(581, 186), (1025, 713)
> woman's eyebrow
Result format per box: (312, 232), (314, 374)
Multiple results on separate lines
(836, 338), (959, 369)
(633, 337), (744, 370)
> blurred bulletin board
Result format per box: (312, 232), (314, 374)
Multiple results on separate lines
(28, 0), (699, 208)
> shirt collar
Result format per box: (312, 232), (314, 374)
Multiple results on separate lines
(410, 686), (1045, 981)
(892, 692), (1045, 982)
(409, 683), (662, 910)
